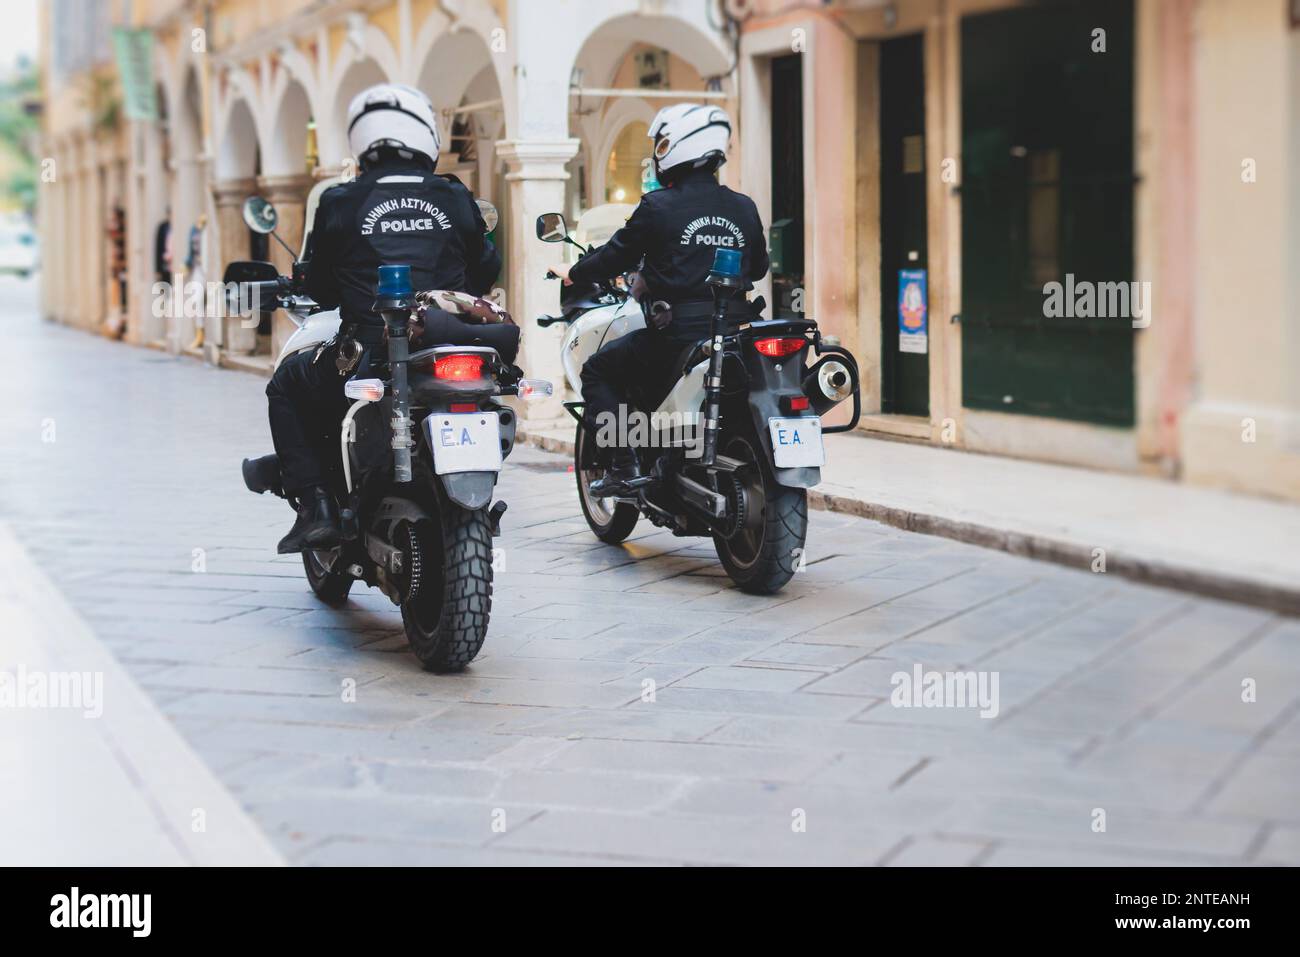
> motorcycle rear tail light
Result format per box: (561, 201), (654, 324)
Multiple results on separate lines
(449, 402), (478, 413)
(434, 354), (486, 381)
(784, 395), (811, 413)
(753, 337), (806, 358)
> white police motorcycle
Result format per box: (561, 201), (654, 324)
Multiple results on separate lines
(535, 207), (860, 594)
(231, 190), (549, 672)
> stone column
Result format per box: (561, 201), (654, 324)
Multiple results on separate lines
(70, 145), (90, 329)
(495, 140), (580, 424)
(257, 173), (314, 358)
(212, 177), (259, 355)
(40, 143), (67, 322)
(131, 116), (172, 347)
(168, 155), (210, 353)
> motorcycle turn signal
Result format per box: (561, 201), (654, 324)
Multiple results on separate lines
(516, 378), (554, 399)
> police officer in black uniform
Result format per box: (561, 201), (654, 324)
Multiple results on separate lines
(267, 83), (506, 553)
(550, 104), (768, 496)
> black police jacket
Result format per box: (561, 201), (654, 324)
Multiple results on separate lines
(303, 158), (501, 326)
(567, 167), (769, 307)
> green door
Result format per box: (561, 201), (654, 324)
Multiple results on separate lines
(961, 0), (1136, 426)
(880, 33), (930, 416)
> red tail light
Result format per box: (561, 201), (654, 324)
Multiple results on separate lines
(434, 354), (486, 381)
(753, 337), (806, 358)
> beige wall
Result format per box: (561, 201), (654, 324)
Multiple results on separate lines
(1179, 0), (1300, 500)
(742, 0), (1299, 501)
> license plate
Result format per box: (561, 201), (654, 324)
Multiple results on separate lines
(768, 416), (824, 468)
(425, 412), (502, 474)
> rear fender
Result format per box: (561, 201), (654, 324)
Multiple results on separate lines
(440, 472), (497, 510)
(739, 340), (821, 489)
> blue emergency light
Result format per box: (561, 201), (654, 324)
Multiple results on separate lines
(377, 264), (413, 298)
(711, 248), (742, 278)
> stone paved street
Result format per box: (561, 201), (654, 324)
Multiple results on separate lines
(2, 276), (1298, 866)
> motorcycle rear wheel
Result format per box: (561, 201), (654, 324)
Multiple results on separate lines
(713, 433), (807, 595)
(400, 504), (493, 673)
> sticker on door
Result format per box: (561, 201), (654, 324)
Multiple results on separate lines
(898, 268), (928, 355)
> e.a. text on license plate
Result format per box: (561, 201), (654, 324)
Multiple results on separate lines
(767, 416), (824, 468)
(426, 412), (502, 474)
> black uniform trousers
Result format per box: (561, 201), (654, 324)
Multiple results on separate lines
(266, 341), (355, 497)
(580, 327), (687, 432)
(579, 304), (732, 462)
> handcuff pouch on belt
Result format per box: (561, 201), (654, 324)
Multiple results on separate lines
(630, 272), (674, 331)
(334, 336), (363, 375)
(309, 336), (363, 375)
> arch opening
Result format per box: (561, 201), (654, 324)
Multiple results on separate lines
(568, 13), (733, 211)
(266, 81), (313, 177)
(216, 98), (259, 180)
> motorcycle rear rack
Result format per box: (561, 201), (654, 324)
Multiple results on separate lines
(813, 338), (862, 434)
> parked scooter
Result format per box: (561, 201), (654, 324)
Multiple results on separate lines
(535, 207), (860, 594)
(232, 194), (549, 672)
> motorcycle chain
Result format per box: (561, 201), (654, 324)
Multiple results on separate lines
(718, 472), (748, 539)
(399, 521), (424, 602)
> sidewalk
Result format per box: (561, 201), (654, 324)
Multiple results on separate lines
(518, 419), (1300, 615)
(0, 524), (284, 866)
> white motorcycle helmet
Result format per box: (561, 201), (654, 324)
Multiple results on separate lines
(649, 103), (732, 182)
(346, 83), (441, 168)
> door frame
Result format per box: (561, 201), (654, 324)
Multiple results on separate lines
(739, 16), (858, 415)
(854, 21), (953, 438)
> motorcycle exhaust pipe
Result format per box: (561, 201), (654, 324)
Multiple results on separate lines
(802, 356), (856, 416)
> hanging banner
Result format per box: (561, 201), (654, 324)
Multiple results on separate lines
(112, 27), (157, 122)
(898, 268), (928, 354)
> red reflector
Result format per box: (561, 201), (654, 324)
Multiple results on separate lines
(788, 395), (811, 412)
(434, 354), (485, 381)
(449, 402), (478, 413)
(753, 337), (806, 358)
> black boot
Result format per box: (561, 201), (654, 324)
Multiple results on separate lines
(589, 449), (647, 498)
(277, 486), (340, 554)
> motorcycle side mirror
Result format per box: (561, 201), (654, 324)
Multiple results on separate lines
(476, 199), (499, 234)
(536, 212), (568, 243)
(243, 195), (298, 261)
(242, 196), (279, 234)
(221, 260), (279, 284)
